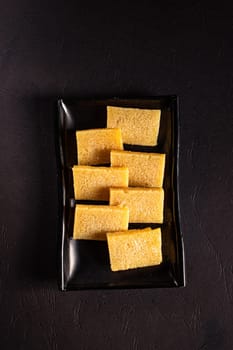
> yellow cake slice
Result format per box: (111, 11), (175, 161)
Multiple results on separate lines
(110, 187), (164, 223)
(107, 228), (162, 271)
(76, 128), (123, 165)
(111, 150), (165, 187)
(72, 165), (129, 201)
(107, 106), (161, 146)
(73, 204), (129, 240)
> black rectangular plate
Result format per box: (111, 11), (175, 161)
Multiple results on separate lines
(56, 96), (185, 290)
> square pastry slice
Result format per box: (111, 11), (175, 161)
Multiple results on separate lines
(72, 165), (129, 201)
(107, 106), (161, 146)
(73, 204), (129, 240)
(111, 150), (165, 187)
(107, 228), (162, 271)
(110, 187), (164, 223)
(76, 128), (123, 165)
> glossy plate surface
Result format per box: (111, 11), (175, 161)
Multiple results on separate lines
(56, 96), (185, 290)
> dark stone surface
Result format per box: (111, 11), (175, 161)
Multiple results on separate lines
(0, 1), (232, 349)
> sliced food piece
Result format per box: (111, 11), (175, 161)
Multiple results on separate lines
(107, 106), (161, 146)
(111, 150), (165, 187)
(76, 128), (123, 165)
(72, 165), (129, 201)
(73, 204), (129, 240)
(107, 228), (162, 271)
(110, 187), (164, 223)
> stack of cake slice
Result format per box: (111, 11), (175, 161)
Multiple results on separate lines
(72, 106), (165, 272)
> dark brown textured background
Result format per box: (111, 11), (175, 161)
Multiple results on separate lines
(0, 1), (233, 349)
